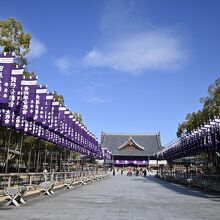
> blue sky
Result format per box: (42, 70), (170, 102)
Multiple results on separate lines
(1, 0), (220, 145)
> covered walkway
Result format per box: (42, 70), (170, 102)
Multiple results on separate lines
(1, 174), (220, 220)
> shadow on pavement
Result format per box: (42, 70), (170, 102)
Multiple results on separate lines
(130, 175), (220, 202)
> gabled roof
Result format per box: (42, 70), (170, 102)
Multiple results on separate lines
(117, 137), (145, 151)
(101, 133), (162, 156)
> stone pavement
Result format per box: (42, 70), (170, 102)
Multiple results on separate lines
(1, 173), (220, 220)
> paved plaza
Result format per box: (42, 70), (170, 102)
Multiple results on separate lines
(1, 173), (220, 220)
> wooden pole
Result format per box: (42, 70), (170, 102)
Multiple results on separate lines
(18, 133), (24, 173)
(27, 142), (33, 173)
(60, 151), (62, 172)
(36, 144), (40, 173)
(5, 128), (12, 173)
(55, 151), (58, 171)
(50, 151), (53, 172)
(44, 143), (47, 170)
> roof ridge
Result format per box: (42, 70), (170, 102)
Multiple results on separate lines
(101, 132), (159, 136)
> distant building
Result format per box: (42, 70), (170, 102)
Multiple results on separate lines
(101, 133), (163, 167)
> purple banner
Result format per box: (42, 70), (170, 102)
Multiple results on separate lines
(20, 76), (37, 118)
(78, 123), (83, 146)
(0, 53), (14, 104)
(62, 110), (70, 136)
(56, 106), (66, 135)
(66, 114), (74, 140)
(43, 93), (53, 128)
(48, 101), (59, 131)
(1, 109), (15, 127)
(74, 120), (80, 145)
(8, 65), (24, 110)
(15, 115), (25, 130)
(33, 85), (47, 123)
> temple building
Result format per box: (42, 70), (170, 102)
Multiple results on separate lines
(101, 133), (163, 167)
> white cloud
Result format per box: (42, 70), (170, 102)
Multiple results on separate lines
(82, 96), (110, 104)
(54, 1), (189, 75)
(82, 84), (110, 104)
(84, 30), (188, 74)
(29, 37), (47, 58)
(54, 57), (72, 75)
(54, 56), (81, 76)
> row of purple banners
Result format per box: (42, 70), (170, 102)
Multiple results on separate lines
(114, 160), (148, 165)
(157, 117), (220, 160)
(0, 52), (111, 160)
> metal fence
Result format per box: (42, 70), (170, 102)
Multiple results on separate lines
(156, 170), (220, 192)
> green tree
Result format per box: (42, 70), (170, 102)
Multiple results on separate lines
(53, 91), (65, 105)
(73, 112), (83, 124)
(200, 77), (220, 108)
(22, 70), (37, 77)
(176, 122), (187, 138)
(0, 17), (31, 65)
(177, 77), (220, 137)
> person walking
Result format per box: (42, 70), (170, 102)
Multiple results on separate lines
(143, 168), (147, 177)
(121, 169), (123, 175)
(113, 168), (115, 176)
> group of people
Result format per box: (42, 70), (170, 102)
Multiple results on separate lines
(112, 167), (149, 177)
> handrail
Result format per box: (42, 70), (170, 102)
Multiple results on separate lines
(0, 171), (102, 177)
(156, 170), (220, 192)
(0, 170), (109, 197)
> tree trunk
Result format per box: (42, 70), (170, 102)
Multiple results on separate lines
(33, 150), (36, 171)
(27, 145), (32, 173)
(36, 148), (40, 173)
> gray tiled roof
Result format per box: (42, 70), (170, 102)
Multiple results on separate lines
(101, 133), (163, 156)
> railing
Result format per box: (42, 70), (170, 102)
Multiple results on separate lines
(0, 170), (109, 198)
(155, 170), (220, 192)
